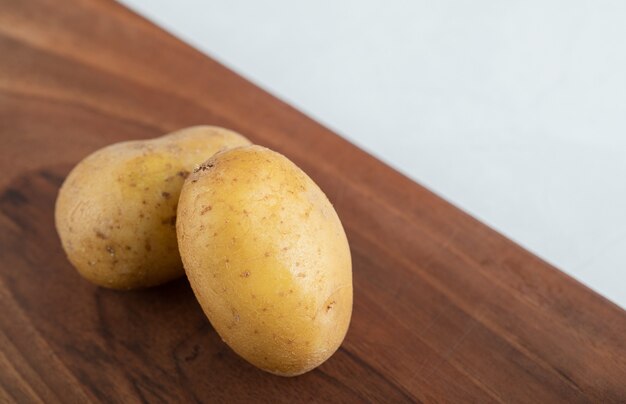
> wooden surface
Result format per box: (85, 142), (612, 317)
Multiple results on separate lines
(1, 0), (625, 402)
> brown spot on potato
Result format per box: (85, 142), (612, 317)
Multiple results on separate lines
(240, 271), (250, 278)
(95, 230), (107, 239)
(326, 301), (336, 312)
(177, 170), (190, 179)
(201, 205), (212, 214)
(145, 241), (152, 251)
(194, 163), (214, 173)
(161, 191), (171, 199)
(106, 245), (115, 255)
(296, 272), (306, 278)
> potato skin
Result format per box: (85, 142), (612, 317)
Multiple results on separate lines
(55, 126), (251, 289)
(177, 145), (353, 376)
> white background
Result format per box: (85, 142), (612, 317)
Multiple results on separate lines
(119, 0), (626, 308)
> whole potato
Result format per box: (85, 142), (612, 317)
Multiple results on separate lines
(177, 145), (353, 376)
(55, 126), (251, 289)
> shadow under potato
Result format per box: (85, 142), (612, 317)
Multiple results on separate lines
(0, 165), (279, 400)
(0, 164), (411, 403)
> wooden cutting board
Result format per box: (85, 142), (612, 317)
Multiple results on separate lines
(1, 0), (624, 402)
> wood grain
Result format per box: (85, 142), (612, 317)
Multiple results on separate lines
(1, 0), (625, 402)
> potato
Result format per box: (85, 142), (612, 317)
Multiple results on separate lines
(176, 145), (353, 376)
(55, 126), (251, 290)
